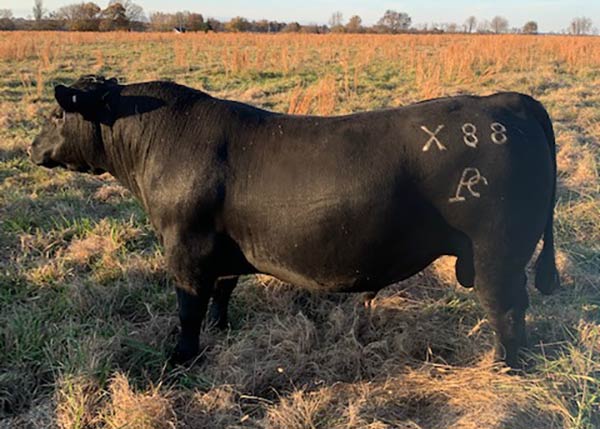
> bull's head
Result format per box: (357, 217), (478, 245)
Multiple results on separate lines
(30, 75), (119, 174)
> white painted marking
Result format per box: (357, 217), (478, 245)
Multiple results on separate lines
(421, 125), (447, 152)
(462, 123), (478, 148)
(449, 168), (489, 203)
(491, 122), (508, 145)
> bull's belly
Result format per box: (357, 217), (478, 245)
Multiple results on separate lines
(251, 251), (443, 293)
(228, 184), (460, 292)
(239, 222), (452, 293)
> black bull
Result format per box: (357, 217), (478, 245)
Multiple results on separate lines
(30, 76), (560, 368)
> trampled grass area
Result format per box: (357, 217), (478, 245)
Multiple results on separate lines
(0, 32), (599, 428)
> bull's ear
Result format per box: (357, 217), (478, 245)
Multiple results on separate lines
(54, 85), (97, 114)
(54, 84), (117, 124)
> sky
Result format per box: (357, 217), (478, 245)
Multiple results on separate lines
(1, 0), (599, 33)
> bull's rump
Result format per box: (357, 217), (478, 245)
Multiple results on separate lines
(224, 93), (554, 290)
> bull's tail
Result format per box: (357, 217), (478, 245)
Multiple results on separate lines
(535, 211), (560, 294)
(531, 98), (560, 295)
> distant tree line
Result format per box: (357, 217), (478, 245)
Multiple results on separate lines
(0, 0), (146, 31)
(0, 2), (597, 36)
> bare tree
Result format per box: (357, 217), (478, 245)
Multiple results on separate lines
(446, 22), (459, 33)
(477, 19), (490, 33)
(490, 16), (509, 33)
(149, 11), (170, 31)
(522, 21), (538, 34)
(55, 2), (101, 31)
(376, 10), (411, 33)
(570, 17), (593, 35)
(0, 9), (14, 30)
(465, 16), (477, 33)
(33, 0), (44, 20)
(329, 11), (343, 29)
(279, 22), (298, 32)
(0, 9), (13, 19)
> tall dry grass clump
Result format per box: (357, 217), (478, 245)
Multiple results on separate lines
(103, 373), (176, 429)
(56, 375), (103, 429)
(288, 76), (337, 115)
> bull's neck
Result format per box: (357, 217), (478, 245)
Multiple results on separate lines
(100, 119), (149, 204)
(98, 95), (271, 208)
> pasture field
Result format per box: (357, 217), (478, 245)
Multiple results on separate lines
(0, 32), (599, 428)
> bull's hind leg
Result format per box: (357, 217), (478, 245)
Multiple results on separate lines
(207, 276), (238, 329)
(451, 232), (475, 288)
(474, 257), (529, 368)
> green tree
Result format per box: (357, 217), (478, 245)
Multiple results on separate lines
(109, 0), (143, 22)
(100, 2), (128, 31)
(226, 16), (250, 32)
(185, 12), (205, 31)
(522, 21), (538, 34)
(346, 15), (362, 33)
(376, 10), (411, 33)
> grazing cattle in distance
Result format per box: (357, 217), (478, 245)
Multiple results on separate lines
(30, 75), (560, 368)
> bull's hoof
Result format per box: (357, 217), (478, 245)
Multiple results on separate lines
(494, 340), (527, 371)
(501, 353), (524, 371)
(535, 264), (560, 295)
(361, 292), (377, 309)
(534, 250), (560, 295)
(169, 341), (201, 366)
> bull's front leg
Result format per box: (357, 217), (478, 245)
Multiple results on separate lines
(172, 285), (212, 364)
(164, 229), (217, 365)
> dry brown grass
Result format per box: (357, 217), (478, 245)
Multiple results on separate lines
(1, 33), (599, 106)
(103, 373), (176, 429)
(288, 75), (337, 116)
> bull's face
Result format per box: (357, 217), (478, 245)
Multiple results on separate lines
(30, 75), (118, 174)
